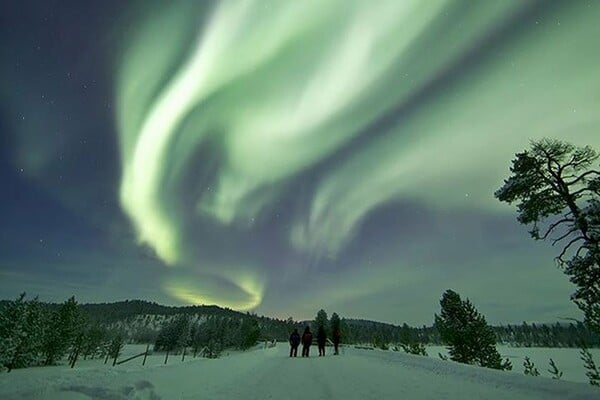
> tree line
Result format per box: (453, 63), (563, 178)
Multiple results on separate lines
(154, 314), (261, 360)
(3, 292), (599, 372)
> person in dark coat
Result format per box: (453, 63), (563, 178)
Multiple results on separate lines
(289, 328), (300, 357)
(332, 328), (341, 355)
(317, 325), (327, 356)
(301, 326), (312, 357)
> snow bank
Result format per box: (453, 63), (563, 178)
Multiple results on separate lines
(430, 345), (600, 383)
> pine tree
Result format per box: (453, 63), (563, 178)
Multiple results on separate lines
(496, 139), (600, 334)
(435, 290), (511, 370)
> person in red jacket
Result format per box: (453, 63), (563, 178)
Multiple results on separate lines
(301, 326), (313, 357)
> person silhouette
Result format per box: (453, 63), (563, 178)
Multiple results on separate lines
(301, 326), (313, 357)
(289, 328), (300, 357)
(333, 328), (341, 355)
(317, 325), (327, 356)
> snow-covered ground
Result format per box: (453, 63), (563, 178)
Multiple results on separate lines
(429, 345), (600, 383)
(0, 344), (597, 400)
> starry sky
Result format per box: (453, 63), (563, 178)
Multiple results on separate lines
(1, 0), (600, 325)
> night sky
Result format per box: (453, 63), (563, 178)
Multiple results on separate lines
(1, 0), (600, 325)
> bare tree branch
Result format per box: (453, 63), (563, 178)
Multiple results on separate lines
(552, 226), (578, 246)
(540, 217), (574, 240)
(565, 170), (600, 186)
(557, 236), (585, 262)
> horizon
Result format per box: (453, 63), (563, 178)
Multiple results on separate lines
(2, 1), (600, 326)
(0, 294), (585, 328)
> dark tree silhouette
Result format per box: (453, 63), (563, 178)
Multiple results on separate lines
(315, 309), (329, 331)
(495, 139), (600, 333)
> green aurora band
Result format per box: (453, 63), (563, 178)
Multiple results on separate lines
(116, 0), (600, 311)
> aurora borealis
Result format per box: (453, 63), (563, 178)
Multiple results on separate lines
(1, 0), (600, 325)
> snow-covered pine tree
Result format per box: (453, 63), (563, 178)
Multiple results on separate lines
(523, 356), (540, 376)
(435, 289), (511, 371)
(580, 347), (600, 386)
(154, 315), (191, 355)
(80, 325), (108, 360)
(42, 296), (84, 365)
(174, 315), (191, 351)
(400, 342), (428, 356)
(0, 293), (46, 371)
(238, 318), (260, 350)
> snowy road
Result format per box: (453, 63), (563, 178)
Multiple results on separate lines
(1, 345), (597, 399)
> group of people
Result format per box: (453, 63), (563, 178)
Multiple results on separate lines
(288, 326), (341, 357)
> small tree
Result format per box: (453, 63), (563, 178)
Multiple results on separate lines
(548, 358), (563, 380)
(400, 342), (428, 356)
(435, 290), (511, 370)
(523, 356), (540, 376)
(580, 347), (600, 386)
(108, 332), (125, 366)
(496, 139), (600, 333)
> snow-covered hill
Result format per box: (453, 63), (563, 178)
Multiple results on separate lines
(1, 344), (597, 399)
